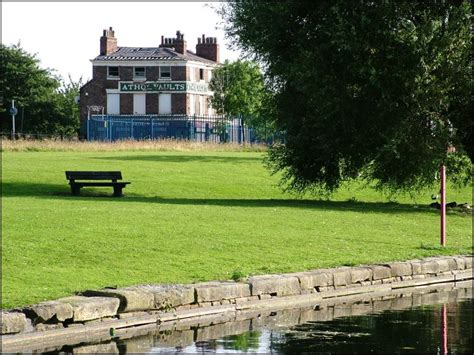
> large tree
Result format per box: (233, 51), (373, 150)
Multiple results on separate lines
(220, 1), (472, 192)
(0, 44), (81, 136)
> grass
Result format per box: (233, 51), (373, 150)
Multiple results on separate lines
(1, 137), (267, 152)
(2, 142), (472, 309)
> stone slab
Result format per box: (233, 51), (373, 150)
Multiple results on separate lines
(332, 268), (352, 287)
(420, 260), (439, 274)
(24, 300), (73, 323)
(194, 281), (251, 303)
(294, 270), (333, 290)
(248, 275), (301, 297)
(453, 256), (466, 270)
(135, 284), (195, 309)
(1, 312), (29, 334)
(370, 265), (392, 280)
(388, 263), (412, 277)
(463, 255), (473, 269)
(83, 288), (154, 312)
(350, 268), (372, 283)
(56, 296), (119, 322)
(435, 258), (454, 273)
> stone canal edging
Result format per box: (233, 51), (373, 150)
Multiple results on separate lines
(1, 255), (472, 343)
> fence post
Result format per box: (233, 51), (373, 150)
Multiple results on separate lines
(110, 117), (113, 142)
(151, 117), (154, 140)
(131, 118), (134, 140)
(86, 117), (90, 141)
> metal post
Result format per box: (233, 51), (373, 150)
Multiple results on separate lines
(11, 99), (16, 139)
(110, 117), (113, 142)
(151, 118), (154, 140)
(440, 165), (446, 246)
(87, 107), (91, 141)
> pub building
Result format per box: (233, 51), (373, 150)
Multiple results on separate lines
(79, 28), (220, 131)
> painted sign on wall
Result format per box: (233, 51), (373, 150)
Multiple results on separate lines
(120, 81), (209, 94)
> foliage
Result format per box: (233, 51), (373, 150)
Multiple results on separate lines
(2, 150), (472, 308)
(0, 43), (81, 136)
(219, 1), (472, 192)
(209, 59), (276, 141)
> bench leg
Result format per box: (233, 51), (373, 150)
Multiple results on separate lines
(71, 186), (81, 196)
(113, 186), (123, 197)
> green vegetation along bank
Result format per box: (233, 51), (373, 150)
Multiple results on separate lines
(2, 149), (472, 308)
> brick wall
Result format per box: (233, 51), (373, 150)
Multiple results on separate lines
(172, 94), (186, 114)
(120, 67), (133, 81)
(120, 94), (133, 114)
(79, 66), (118, 133)
(146, 94), (158, 114)
(171, 66), (186, 81)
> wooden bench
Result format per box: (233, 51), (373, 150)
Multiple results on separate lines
(65, 171), (131, 197)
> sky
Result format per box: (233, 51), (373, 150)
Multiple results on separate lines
(1, 2), (241, 83)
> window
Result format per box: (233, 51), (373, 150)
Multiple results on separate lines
(133, 94), (146, 115)
(107, 93), (120, 114)
(134, 67), (146, 80)
(108, 66), (119, 79)
(159, 94), (171, 114)
(199, 68), (204, 81)
(160, 66), (171, 79)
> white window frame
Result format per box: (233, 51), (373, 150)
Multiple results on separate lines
(133, 67), (146, 81)
(159, 94), (172, 114)
(133, 94), (146, 115)
(106, 93), (120, 114)
(107, 66), (119, 80)
(159, 66), (171, 80)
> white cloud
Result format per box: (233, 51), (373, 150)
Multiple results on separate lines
(1, 2), (240, 83)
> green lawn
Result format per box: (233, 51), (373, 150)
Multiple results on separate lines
(2, 149), (472, 309)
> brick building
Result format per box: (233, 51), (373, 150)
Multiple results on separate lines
(80, 27), (220, 127)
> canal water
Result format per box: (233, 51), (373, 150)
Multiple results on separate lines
(110, 283), (472, 354)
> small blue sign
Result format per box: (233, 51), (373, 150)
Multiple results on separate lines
(9, 107), (18, 116)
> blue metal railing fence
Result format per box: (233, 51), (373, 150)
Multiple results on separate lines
(87, 115), (262, 144)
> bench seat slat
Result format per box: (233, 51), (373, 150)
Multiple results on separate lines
(65, 171), (123, 181)
(69, 182), (130, 187)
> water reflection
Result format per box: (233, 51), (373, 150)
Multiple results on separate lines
(141, 283), (472, 354)
(268, 300), (473, 354)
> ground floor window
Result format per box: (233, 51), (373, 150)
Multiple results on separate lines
(159, 94), (172, 114)
(107, 93), (120, 114)
(133, 94), (146, 114)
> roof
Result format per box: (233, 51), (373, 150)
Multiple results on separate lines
(93, 47), (217, 65)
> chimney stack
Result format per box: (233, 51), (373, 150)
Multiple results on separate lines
(196, 34), (220, 63)
(159, 30), (187, 54)
(100, 27), (117, 55)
